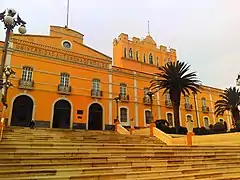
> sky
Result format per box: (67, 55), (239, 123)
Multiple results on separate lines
(1, 0), (240, 89)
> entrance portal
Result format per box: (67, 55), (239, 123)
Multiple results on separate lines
(88, 103), (103, 130)
(52, 100), (71, 128)
(11, 95), (33, 127)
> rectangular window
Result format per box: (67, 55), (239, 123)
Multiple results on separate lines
(120, 83), (127, 95)
(185, 95), (190, 104)
(92, 79), (100, 91)
(145, 110), (151, 124)
(167, 113), (173, 126)
(60, 73), (70, 87)
(144, 87), (149, 96)
(204, 117), (209, 128)
(22, 67), (33, 81)
(202, 98), (206, 106)
(120, 108), (127, 122)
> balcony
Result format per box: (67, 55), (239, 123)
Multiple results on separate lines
(91, 89), (103, 98)
(185, 103), (193, 110)
(143, 96), (151, 105)
(58, 85), (71, 94)
(165, 100), (172, 107)
(119, 93), (129, 102)
(18, 79), (34, 90)
(202, 106), (210, 113)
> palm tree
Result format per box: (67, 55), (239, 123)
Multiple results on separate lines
(215, 87), (240, 126)
(150, 61), (201, 133)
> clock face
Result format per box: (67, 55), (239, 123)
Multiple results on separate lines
(63, 41), (71, 49)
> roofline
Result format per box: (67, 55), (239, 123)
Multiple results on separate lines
(50, 25), (84, 36)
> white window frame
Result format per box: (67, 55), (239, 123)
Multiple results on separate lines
(202, 98), (206, 107)
(184, 95), (190, 104)
(60, 73), (70, 87)
(119, 106), (129, 126)
(149, 53), (153, 64)
(21, 66), (33, 81)
(92, 79), (100, 91)
(204, 116), (210, 129)
(166, 112), (174, 127)
(120, 83), (127, 96)
(144, 109), (152, 126)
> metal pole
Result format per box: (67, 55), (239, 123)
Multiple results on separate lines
(116, 101), (119, 122)
(0, 27), (11, 89)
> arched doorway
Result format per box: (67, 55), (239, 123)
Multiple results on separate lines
(52, 100), (71, 129)
(11, 95), (33, 127)
(88, 103), (103, 130)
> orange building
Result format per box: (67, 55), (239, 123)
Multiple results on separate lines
(0, 26), (232, 130)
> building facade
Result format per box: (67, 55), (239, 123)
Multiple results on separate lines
(0, 26), (232, 130)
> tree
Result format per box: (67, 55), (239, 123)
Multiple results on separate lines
(215, 87), (240, 126)
(150, 61), (201, 133)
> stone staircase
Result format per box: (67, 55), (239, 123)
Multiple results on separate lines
(0, 127), (240, 179)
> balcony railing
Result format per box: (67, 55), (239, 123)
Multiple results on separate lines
(119, 93), (129, 102)
(18, 79), (34, 90)
(202, 106), (210, 113)
(143, 96), (151, 105)
(58, 85), (71, 94)
(165, 100), (172, 107)
(91, 89), (103, 98)
(185, 103), (193, 110)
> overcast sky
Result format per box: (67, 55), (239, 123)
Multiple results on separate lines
(1, 0), (240, 89)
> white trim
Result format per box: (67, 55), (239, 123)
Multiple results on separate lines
(166, 111), (174, 127)
(133, 72), (138, 126)
(119, 106), (130, 126)
(195, 94), (201, 127)
(61, 40), (73, 50)
(8, 93), (36, 127)
(209, 88), (216, 124)
(108, 73), (112, 125)
(144, 109), (151, 127)
(203, 116), (210, 128)
(156, 91), (161, 119)
(86, 101), (105, 130)
(179, 109), (182, 126)
(50, 97), (74, 129)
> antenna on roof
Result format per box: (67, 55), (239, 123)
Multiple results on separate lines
(65, 0), (70, 28)
(148, 21), (150, 35)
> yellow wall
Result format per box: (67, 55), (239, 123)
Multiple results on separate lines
(0, 25), (232, 130)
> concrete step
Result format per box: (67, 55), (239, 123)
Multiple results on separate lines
(3, 166), (240, 180)
(0, 163), (238, 178)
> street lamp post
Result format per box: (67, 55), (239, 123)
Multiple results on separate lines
(147, 90), (154, 123)
(192, 92), (199, 133)
(114, 96), (120, 123)
(0, 8), (26, 90)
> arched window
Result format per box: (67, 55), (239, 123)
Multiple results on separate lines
(124, 48), (127, 58)
(202, 98), (206, 107)
(167, 113), (173, 126)
(149, 53), (153, 64)
(143, 53), (146, 63)
(129, 48), (133, 58)
(145, 110), (151, 124)
(204, 117), (209, 129)
(136, 51), (139, 60)
(120, 107), (128, 123)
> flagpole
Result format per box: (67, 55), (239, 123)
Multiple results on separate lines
(66, 0), (70, 28)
